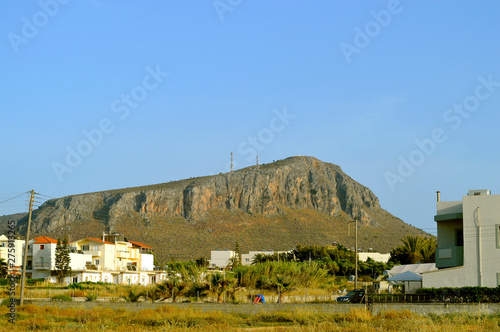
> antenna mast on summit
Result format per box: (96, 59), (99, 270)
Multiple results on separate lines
(231, 152), (234, 172)
(256, 155), (259, 166)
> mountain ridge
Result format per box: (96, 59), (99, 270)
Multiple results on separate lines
(13, 156), (428, 262)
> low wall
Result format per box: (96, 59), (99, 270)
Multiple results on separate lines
(370, 303), (500, 315)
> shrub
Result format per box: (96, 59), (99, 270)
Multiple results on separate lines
(68, 282), (84, 290)
(1, 298), (16, 306)
(417, 286), (500, 303)
(51, 294), (72, 301)
(86, 292), (98, 302)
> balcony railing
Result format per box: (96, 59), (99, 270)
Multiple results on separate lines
(33, 262), (51, 269)
(82, 250), (102, 257)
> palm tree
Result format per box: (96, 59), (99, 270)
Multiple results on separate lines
(390, 235), (437, 264)
(401, 235), (425, 263)
(209, 272), (234, 303)
(257, 273), (295, 303)
(420, 238), (437, 263)
(251, 253), (270, 264)
(162, 275), (187, 302)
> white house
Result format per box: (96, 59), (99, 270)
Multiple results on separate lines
(2, 233), (164, 285)
(209, 250), (235, 268)
(423, 189), (500, 288)
(358, 252), (391, 263)
(0, 234), (24, 275)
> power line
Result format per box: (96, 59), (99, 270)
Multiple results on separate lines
(37, 193), (57, 200)
(0, 192), (28, 205)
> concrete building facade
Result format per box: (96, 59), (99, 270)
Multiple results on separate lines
(423, 189), (500, 288)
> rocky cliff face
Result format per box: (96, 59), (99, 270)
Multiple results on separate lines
(16, 157), (427, 261)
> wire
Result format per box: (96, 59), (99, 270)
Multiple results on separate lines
(37, 193), (56, 200)
(0, 192), (28, 205)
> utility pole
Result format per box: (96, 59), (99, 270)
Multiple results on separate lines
(230, 152), (234, 172)
(20, 190), (35, 305)
(355, 218), (358, 290)
(349, 218), (358, 290)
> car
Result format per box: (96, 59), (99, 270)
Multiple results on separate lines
(336, 289), (365, 303)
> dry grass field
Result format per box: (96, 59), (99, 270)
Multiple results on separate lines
(1, 304), (500, 331)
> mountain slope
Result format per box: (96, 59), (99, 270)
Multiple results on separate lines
(15, 156), (428, 262)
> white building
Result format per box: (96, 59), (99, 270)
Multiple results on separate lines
(358, 252), (391, 263)
(1, 233), (164, 285)
(211, 249), (291, 267)
(241, 250), (288, 265)
(209, 250), (235, 268)
(0, 234), (24, 275)
(423, 189), (500, 288)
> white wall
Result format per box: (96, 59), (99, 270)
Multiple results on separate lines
(358, 252), (390, 263)
(424, 192), (500, 288)
(140, 254), (154, 271)
(69, 253), (92, 271)
(209, 250), (235, 268)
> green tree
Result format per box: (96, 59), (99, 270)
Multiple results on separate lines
(256, 273), (295, 303)
(228, 241), (242, 269)
(389, 235), (436, 265)
(162, 275), (188, 302)
(54, 237), (71, 283)
(420, 238), (437, 263)
(195, 257), (209, 268)
(209, 272), (234, 303)
(251, 253), (271, 264)
(0, 258), (7, 278)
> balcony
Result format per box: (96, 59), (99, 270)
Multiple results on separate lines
(116, 250), (129, 258)
(82, 250), (102, 257)
(33, 262), (51, 269)
(435, 246), (464, 268)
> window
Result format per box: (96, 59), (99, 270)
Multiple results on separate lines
(82, 245), (89, 251)
(94, 260), (100, 266)
(497, 225), (500, 249)
(456, 229), (464, 247)
(40, 245), (44, 250)
(92, 245), (100, 251)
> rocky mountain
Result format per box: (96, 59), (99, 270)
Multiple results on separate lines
(14, 156), (428, 262)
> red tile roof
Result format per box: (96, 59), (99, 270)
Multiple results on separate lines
(129, 240), (153, 249)
(85, 237), (115, 245)
(33, 236), (58, 244)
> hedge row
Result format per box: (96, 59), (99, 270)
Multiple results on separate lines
(0, 278), (44, 286)
(417, 286), (500, 303)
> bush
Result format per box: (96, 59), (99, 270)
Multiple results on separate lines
(86, 293), (98, 302)
(417, 286), (500, 303)
(51, 294), (72, 302)
(68, 282), (84, 290)
(1, 298), (17, 306)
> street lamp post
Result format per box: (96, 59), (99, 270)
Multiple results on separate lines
(349, 218), (358, 290)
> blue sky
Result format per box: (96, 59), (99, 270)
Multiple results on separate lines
(1, 1), (500, 237)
